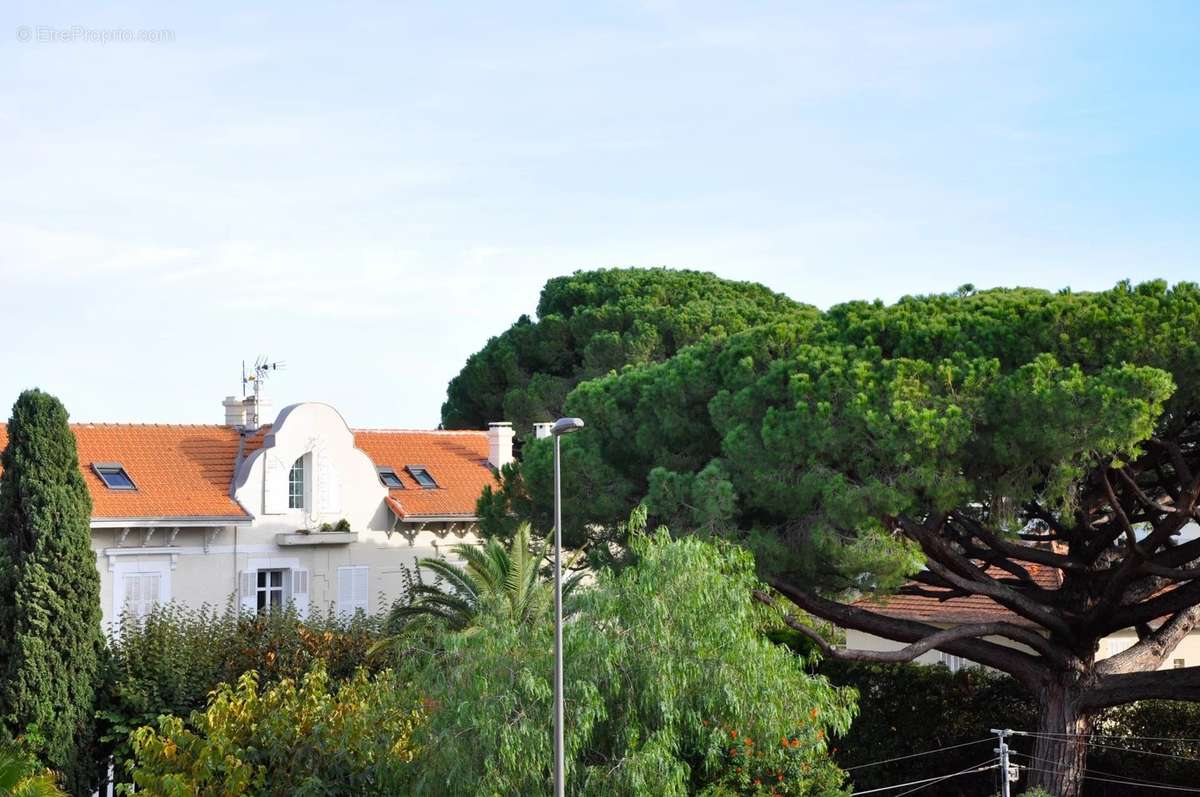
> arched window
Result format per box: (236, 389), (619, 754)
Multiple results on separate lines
(288, 456), (305, 509)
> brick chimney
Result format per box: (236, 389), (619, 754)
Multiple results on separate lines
(487, 422), (514, 469)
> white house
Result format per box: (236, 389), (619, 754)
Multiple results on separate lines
(0, 393), (515, 633)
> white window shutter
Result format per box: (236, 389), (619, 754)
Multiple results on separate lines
(239, 570), (257, 613)
(145, 572), (163, 616)
(125, 574), (141, 617)
(263, 453), (286, 514)
(291, 569), (310, 618)
(354, 567), (369, 614)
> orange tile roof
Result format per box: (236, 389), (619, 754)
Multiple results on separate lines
(0, 424), (250, 520)
(854, 561), (1063, 627)
(0, 424), (494, 522)
(353, 429), (496, 519)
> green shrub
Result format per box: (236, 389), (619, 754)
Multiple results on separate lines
(0, 743), (67, 796)
(98, 604), (390, 778)
(123, 664), (420, 796)
(401, 530), (856, 796)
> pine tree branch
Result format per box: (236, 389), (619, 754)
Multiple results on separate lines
(765, 577), (1052, 688)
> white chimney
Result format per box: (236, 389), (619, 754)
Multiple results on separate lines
(533, 422), (553, 439)
(246, 395), (273, 432)
(223, 396), (247, 427)
(487, 422), (514, 469)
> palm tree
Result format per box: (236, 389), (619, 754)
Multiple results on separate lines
(390, 523), (583, 630)
(0, 747), (66, 797)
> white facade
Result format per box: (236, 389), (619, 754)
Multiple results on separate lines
(92, 401), (496, 634)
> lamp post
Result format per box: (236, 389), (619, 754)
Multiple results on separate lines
(550, 416), (584, 797)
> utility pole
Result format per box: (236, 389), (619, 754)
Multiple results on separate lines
(991, 728), (1013, 797)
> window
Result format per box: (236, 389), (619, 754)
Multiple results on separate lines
(94, 463), (135, 490)
(1175, 658), (1187, 669)
(406, 465), (438, 489)
(288, 456), (305, 509)
(378, 467), (403, 489)
(338, 566), (369, 616)
(257, 568), (286, 612)
(121, 571), (162, 620)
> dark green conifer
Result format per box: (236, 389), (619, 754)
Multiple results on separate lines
(0, 389), (102, 795)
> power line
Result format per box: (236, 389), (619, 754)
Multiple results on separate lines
(1011, 751), (1194, 786)
(849, 757), (998, 796)
(844, 736), (993, 771)
(1014, 759), (1200, 793)
(1013, 730), (1200, 763)
(1015, 731), (1200, 743)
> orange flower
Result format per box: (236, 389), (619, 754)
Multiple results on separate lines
(731, 730), (738, 739)
(810, 707), (819, 720)
(743, 738), (753, 746)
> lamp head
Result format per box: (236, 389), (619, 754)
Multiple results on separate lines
(550, 417), (585, 436)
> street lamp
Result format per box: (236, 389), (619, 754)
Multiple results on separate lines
(551, 416), (584, 797)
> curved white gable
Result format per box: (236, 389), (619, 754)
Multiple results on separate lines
(233, 402), (385, 531)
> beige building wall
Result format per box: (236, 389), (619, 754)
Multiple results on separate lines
(94, 402), (484, 634)
(844, 626), (1198, 672)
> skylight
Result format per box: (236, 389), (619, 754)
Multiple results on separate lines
(378, 467), (404, 489)
(406, 465), (438, 489)
(93, 463), (135, 490)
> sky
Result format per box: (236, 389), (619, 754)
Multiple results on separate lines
(2, 1), (1197, 428)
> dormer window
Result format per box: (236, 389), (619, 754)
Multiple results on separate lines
(94, 463), (135, 490)
(288, 456), (306, 509)
(406, 465), (438, 489)
(377, 467), (403, 489)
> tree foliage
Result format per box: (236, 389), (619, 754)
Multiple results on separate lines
(122, 664), (421, 797)
(0, 390), (103, 796)
(487, 277), (1200, 795)
(98, 604), (389, 782)
(402, 525), (855, 796)
(388, 522), (582, 630)
(442, 267), (812, 433)
(0, 745), (67, 797)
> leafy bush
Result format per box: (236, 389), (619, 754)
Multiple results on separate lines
(401, 530), (856, 796)
(98, 604), (389, 776)
(0, 744), (67, 796)
(123, 664), (420, 796)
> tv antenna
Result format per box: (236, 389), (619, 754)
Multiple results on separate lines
(242, 356), (285, 405)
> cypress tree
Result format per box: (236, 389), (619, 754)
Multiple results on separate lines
(0, 389), (102, 795)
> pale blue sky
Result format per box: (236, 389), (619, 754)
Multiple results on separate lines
(2, 2), (1197, 428)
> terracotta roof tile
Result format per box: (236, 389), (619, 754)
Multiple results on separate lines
(0, 424), (250, 520)
(854, 561), (1063, 627)
(353, 429), (496, 519)
(0, 423), (494, 522)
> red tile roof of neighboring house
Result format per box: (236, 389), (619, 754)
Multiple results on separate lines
(854, 561), (1064, 627)
(353, 430), (494, 519)
(0, 423), (494, 522)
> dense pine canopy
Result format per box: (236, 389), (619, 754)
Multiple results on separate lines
(440, 267), (812, 433)
(465, 275), (1200, 795)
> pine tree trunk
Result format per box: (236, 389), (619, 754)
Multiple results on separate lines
(1024, 682), (1092, 797)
